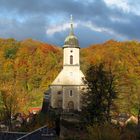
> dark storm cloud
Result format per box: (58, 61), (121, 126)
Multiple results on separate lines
(0, 15), (46, 40)
(0, 0), (85, 16)
(0, 0), (139, 47)
(113, 14), (140, 40)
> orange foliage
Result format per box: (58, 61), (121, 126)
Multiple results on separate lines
(1, 38), (140, 114)
(39, 44), (58, 54)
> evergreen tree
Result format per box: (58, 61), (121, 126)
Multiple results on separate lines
(82, 63), (117, 124)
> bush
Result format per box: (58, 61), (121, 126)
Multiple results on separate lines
(87, 123), (120, 140)
(121, 130), (137, 140)
(126, 121), (137, 131)
(4, 47), (18, 59)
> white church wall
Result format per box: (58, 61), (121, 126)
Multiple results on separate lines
(50, 85), (86, 110)
(50, 86), (63, 108)
(63, 48), (79, 65)
(63, 86), (79, 110)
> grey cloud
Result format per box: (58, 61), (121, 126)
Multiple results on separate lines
(0, 0), (139, 47)
(0, 15), (46, 40)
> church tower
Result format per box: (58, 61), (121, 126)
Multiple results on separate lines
(50, 16), (85, 111)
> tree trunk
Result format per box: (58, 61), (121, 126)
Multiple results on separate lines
(138, 108), (140, 126)
(107, 100), (111, 123)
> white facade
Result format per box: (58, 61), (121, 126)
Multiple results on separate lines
(63, 47), (79, 66)
(50, 17), (85, 111)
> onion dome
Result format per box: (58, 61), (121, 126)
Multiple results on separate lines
(63, 15), (80, 48)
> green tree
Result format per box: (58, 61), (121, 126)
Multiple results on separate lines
(82, 63), (117, 124)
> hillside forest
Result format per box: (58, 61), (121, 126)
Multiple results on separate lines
(0, 38), (140, 115)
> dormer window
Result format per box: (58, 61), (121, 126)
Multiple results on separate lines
(70, 55), (73, 64)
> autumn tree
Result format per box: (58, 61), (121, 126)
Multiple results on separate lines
(82, 63), (117, 124)
(0, 41), (27, 130)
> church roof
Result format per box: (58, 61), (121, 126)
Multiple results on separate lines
(51, 68), (85, 86)
(63, 15), (80, 48)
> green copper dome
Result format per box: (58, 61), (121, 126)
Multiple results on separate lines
(64, 34), (79, 47)
(63, 16), (80, 48)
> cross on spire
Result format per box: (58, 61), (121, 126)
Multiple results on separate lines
(70, 15), (74, 35)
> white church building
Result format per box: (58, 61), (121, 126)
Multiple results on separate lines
(50, 16), (85, 111)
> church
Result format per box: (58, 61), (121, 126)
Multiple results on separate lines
(49, 16), (85, 111)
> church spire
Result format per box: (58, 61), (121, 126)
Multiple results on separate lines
(70, 15), (74, 35)
(63, 15), (79, 48)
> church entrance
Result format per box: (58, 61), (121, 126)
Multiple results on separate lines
(57, 100), (62, 108)
(68, 101), (74, 111)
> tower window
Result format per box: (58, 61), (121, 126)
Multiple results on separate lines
(70, 55), (73, 64)
(57, 91), (62, 95)
(69, 90), (73, 96)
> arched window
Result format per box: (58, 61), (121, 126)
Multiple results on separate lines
(68, 101), (74, 110)
(69, 90), (73, 96)
(70, 55), (73, 64)
(57, 100), (62, 108)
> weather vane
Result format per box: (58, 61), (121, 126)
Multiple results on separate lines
(70, 14), (73, 23)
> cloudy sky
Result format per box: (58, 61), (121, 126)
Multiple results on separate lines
(0, 0), (140, 47)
